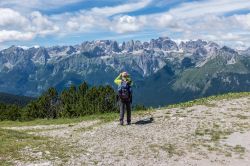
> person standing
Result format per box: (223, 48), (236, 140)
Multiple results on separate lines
(114, 72), (133, 125)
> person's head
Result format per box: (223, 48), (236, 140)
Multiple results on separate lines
(121, 72), (129, 78)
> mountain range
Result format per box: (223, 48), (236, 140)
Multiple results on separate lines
(0, 37), (250, 106)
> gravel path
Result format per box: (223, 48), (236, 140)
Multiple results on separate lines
(5, 96), (250, 166)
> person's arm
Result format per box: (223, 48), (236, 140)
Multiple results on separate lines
(114, 73), (122, 85)
(127, 77), (133, 86)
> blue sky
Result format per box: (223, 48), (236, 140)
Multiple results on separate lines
(0, 0), (250, 49)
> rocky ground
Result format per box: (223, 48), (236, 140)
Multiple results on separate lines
(2, 96), (250, 166)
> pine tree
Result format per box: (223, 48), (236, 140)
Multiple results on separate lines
(0, 81), (119, 121)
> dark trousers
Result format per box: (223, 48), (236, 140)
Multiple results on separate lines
(119, 101), (131, 124)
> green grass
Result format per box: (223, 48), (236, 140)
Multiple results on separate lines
(0, 129), (36, 165)
(149, 143), (184, 157)
(195, 122), (232, 142)
(235, 114), (249, 120)
(1, 92), (249, 128)
(0, 109), (154, 128)
(0, 112), (130, 165)
(0, 91), (249, 165)
(166, 92), (250, 109)
(0, 128), (71, 165)
(207, 129), (230, 141)
(0, 109), (153, 165)
(161, 143), (183, 157)
(233, 145), (245, 154)
(0, 112), (118, 127)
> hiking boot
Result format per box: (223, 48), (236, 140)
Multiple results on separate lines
(127, 122), (131, 125)
(120, 121), (124, 125)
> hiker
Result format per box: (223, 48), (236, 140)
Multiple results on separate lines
(114, 72), (133, 125)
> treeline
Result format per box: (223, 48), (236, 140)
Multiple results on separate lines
(0, 82), (118, 121)
(0, 92), (35, 106)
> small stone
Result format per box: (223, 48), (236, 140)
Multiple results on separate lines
(45, 151), (50, 154)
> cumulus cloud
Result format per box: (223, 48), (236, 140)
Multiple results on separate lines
(0, 30), (34, 42)
(156, 14), (173, 27)
(61, 0), (250, 39)
(65, 13), (109, 33)
(108, 12), (173, 33)
(155, 0), (250, 48)
(149, 13), (173, 28)
(0, 8), (28, 28)
(29, 11), (60, 35)
(63, 0), (152, 33)
(1, 0), (250, 48)
(110, 15), (141, 33)
(234, 14), (250, 30)
(168, 0), (250, 19)
(62, 0), (173, 35)
(66, 21), (80, 31)
(0, 9), (59, 42)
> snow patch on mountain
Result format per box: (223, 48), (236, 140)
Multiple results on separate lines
(3, 62), (14, 69)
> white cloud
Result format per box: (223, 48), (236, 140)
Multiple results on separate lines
(221, 33), (241, 41)
(147, 13), (173, 28)
(66, 21), (80, 31)
(111, 15), (141, 33)
(108, 12), (173, 33)
(150, 0), (250, 48)
(168, 0), (250, 19)
(0, 0), (84, 11)
(0, 9), (59, 42)
(234, 14), (250, 30)
(1, 0), (250, 48)
(29, 11), (60, 35)
(157, 14), (173, 27)
(61, 0), (172, 34)
(65, 13), (109, 32)
(90, 0), (151, 16)
(63, 0), (151, 33)
(0, 30), (34, 42)
(61, 0), (250, 38)
(0, 8), (28, 28)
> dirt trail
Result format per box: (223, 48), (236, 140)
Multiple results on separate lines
(4, 96), (250, 166)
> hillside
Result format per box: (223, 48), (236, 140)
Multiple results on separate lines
(0, 92), (34, 106)
(135, 53), (250, 106)
(0, 92), (250, 165)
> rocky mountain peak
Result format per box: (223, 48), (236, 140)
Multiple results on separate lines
(32, 47), (50, 64)
(147, 37), (178, 51)
(179, 39), (208, 51)
(220, 46), (238, 55)
(2, 45), (24, 55)
(239, 47), (250, 56)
